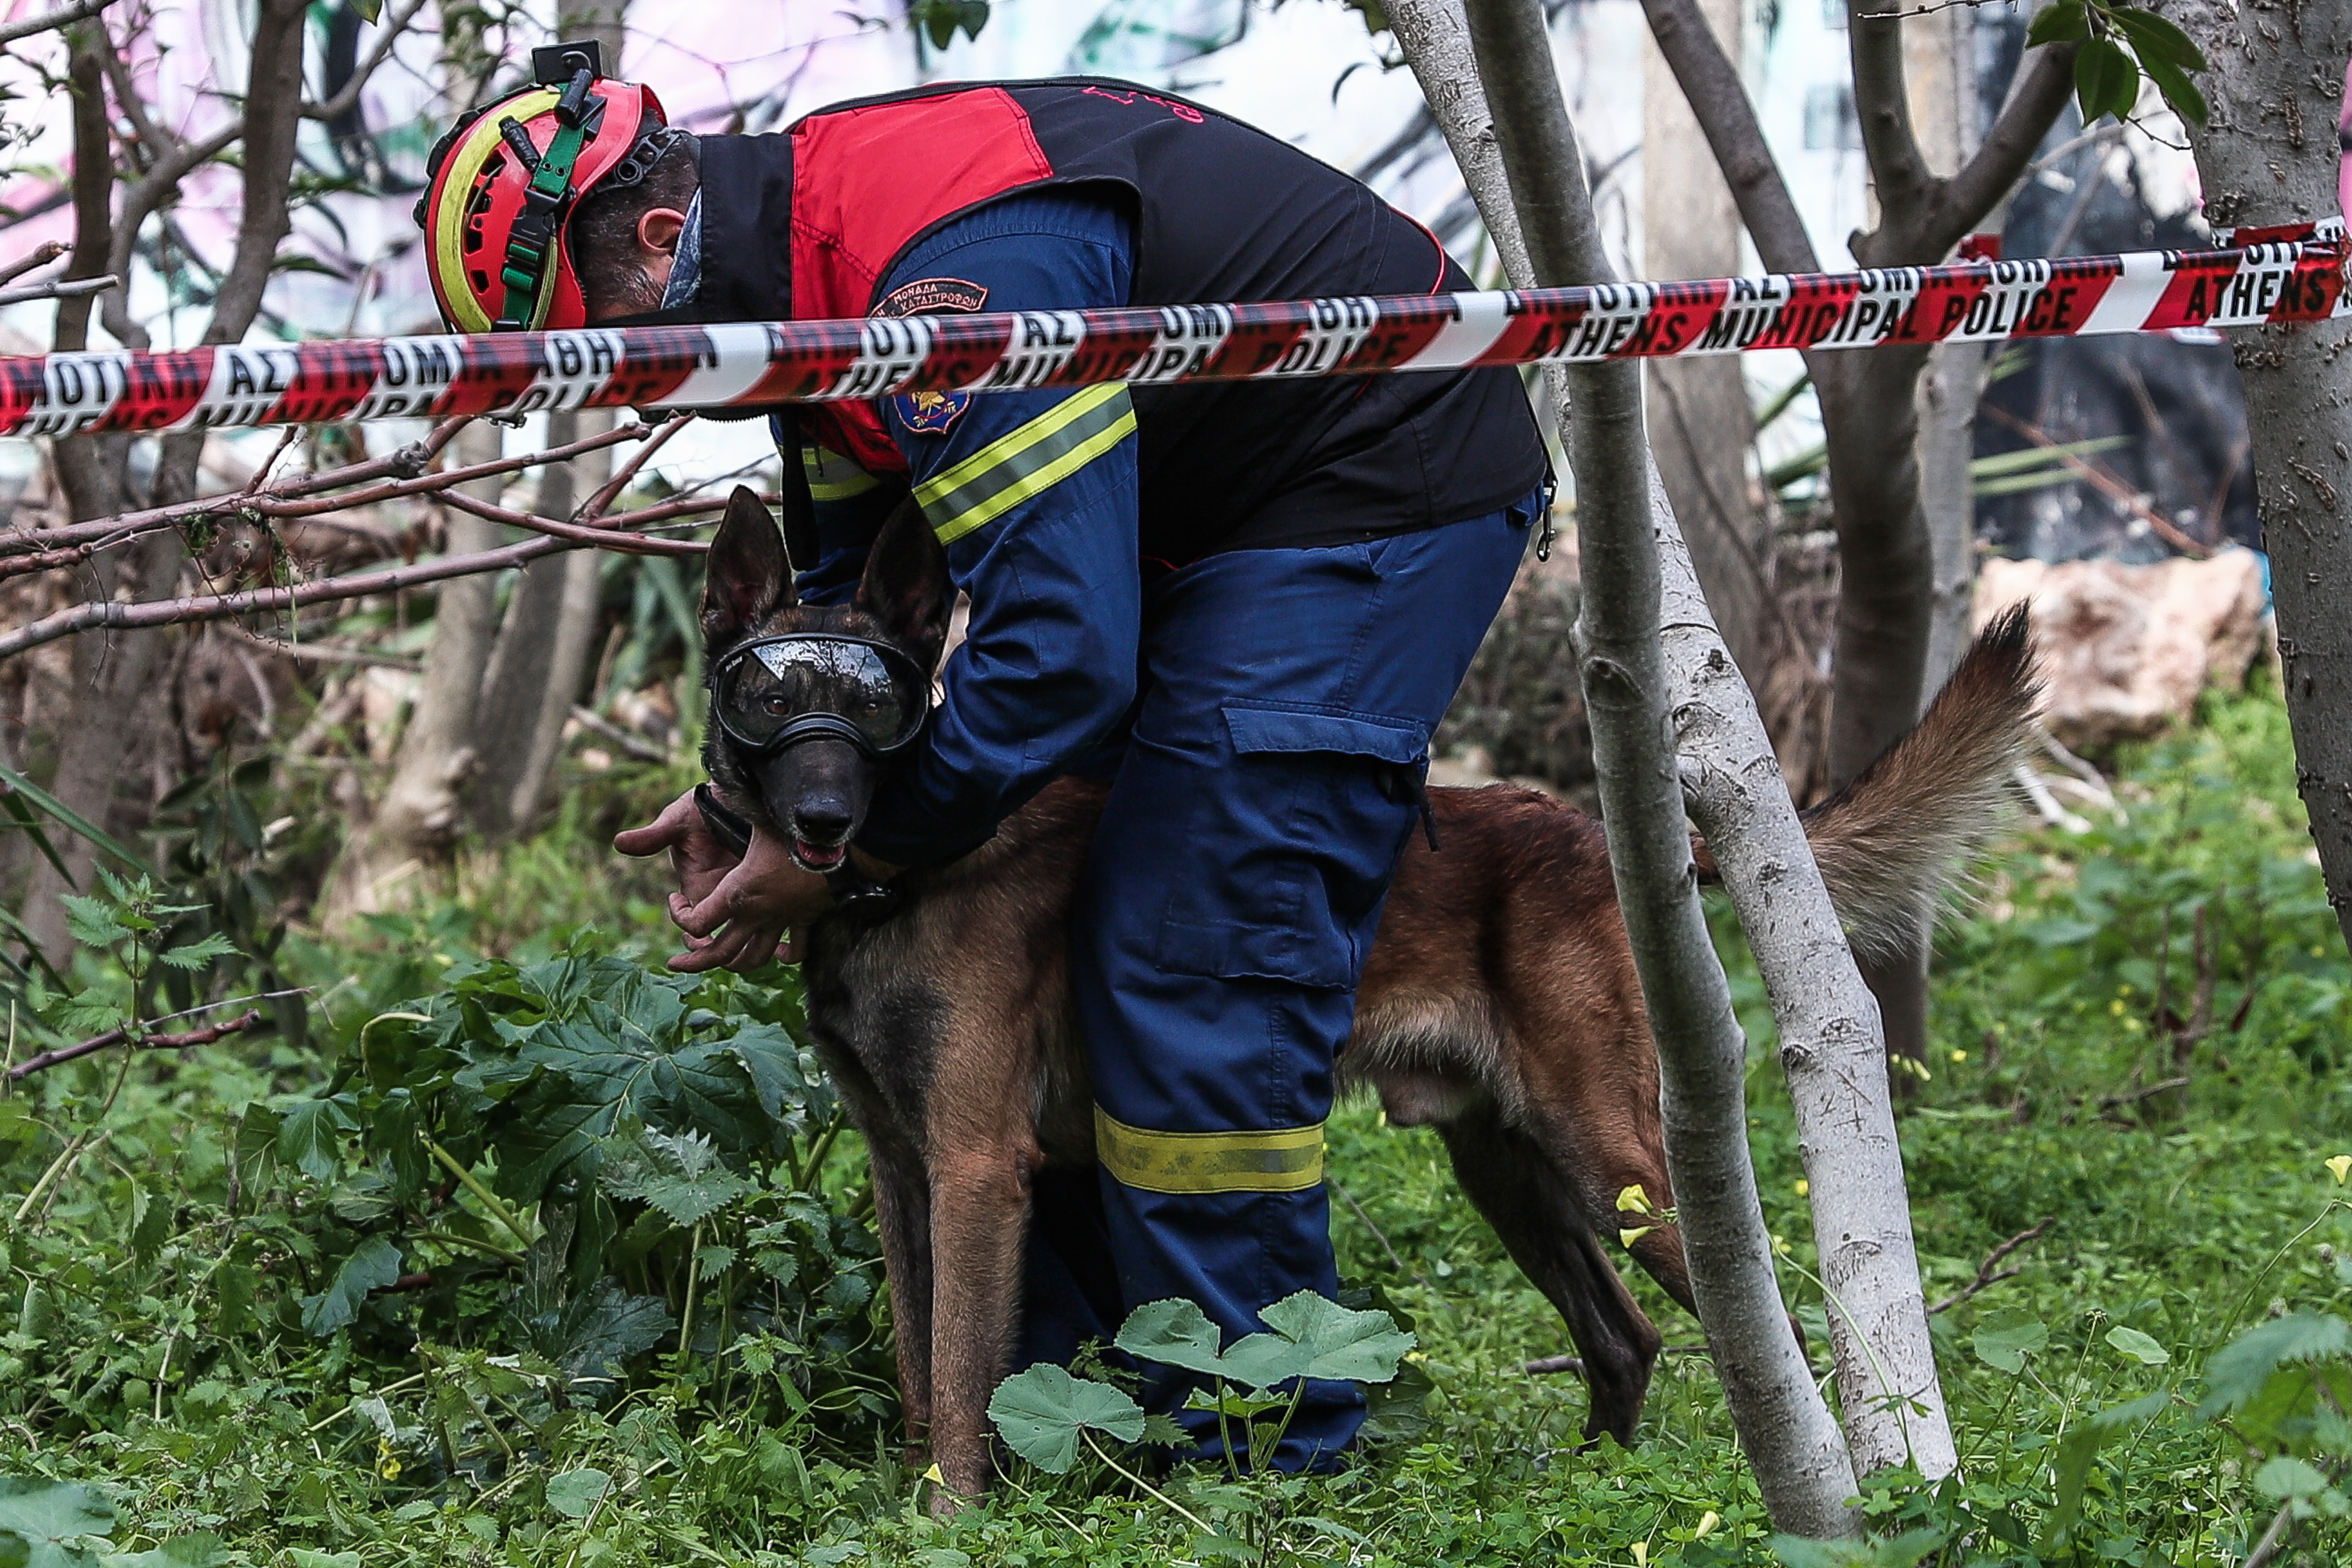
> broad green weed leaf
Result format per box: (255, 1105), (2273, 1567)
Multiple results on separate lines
(285, 1552), (359, 1568)
(1116, 1298), (1227, 1377)
(275, 1097), (355, 1182)
(0, 1479), (114, 1568)
(1259, 1289), (1416, 1384)
(1213, 1331), (1315, 1391)
(1971, 1314), (2048, 1374)
(2105, 1324), (2170, 1364)
(300, 1235), (402, 1336)
(1185, 1386), (1289, 1420)
(2255, 1454), (2330, 1503)
(545, 1279), (674, 1378)
(1140, 1413), (1190, 1447)
(544, 1469), (611, 1520)
(2038, 1393), (2169, 1552)
(2198, 1312), (2350, 1417)
(0, 1537), (28, 1568)
(101, 1534), (223, 1568)
(987, 1364), (1144, 1474)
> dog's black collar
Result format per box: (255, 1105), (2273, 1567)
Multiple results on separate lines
(693, 783), (901, 928)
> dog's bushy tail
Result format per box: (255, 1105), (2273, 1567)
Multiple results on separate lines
(1795, 606), (2040, 960)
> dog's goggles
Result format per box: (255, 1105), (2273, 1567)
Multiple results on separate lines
(712, 634), (930, 758)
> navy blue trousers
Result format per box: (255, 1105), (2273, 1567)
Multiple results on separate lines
(1020, 494), (1537, 1467)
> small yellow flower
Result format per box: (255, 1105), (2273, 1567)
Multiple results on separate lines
(1620, 1226), (1655, 1249)
(2327, 1155), (2351, 1186)
(1694, 1510), (1721, 1540)
(1772, 1233), (1791, 1257)
(1632, 1544), (1649, 1568)
(376, 1440), (401, 1481)
(1950, 1049), (1967, 1064)
(2315, 945), (2329, 960)
(923, 1462), (944, 1485)
(2109, 999), (2127, 1016)
(1617, 1184), (1655, 1216)
(1793, 1179), (1810, 1198)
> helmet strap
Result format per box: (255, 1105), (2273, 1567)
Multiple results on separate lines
(493, 67), (598, 330)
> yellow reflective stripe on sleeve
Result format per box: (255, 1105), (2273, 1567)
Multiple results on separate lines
(1093, 1106), (1326, 1195)
(914, 385), (1135, 546)
(796, 445), (880, 502)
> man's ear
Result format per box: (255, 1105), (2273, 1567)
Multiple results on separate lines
(855, 497), (952, 671)
(700, 486), (795, 645)
(636, 207), (687, 256)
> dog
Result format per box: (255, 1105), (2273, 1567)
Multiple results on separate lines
(696, 486), (2037, 1499)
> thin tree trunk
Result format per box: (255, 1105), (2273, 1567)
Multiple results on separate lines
(1643, 0), (1765, 680)
(324, 424), (504, 921)
(470, 413), (611, 838)
(2168, 0), (2352, 955)
(1404, 0), (1957, 1499)
(1413, 0), (1864, 1535)
(22, 0), (307, 962)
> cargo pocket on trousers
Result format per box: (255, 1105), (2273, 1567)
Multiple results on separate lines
(1154, 699), (1429, 989)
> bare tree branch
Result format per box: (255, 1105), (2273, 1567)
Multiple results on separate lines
(7, 1007), (271, 1082)
(1926, 1218), (2053, 1313)
(0, 495), (722, 663)
(0, 240), (68, 288)
(0, 272), (114, 306)
(1935, 42), (2083, 255)
(0, 0), (115, 48)
(2, 419), (650, 566)
(302, 0), (432, 122)
(1846, 0), (1935, 226)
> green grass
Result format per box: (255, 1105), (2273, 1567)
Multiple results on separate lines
(4, 682), (2351, 1566)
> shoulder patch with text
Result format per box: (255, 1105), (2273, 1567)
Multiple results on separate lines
(874, 277), (987, 436)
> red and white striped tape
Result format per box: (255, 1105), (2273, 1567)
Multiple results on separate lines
(1, 224), (2340, 437)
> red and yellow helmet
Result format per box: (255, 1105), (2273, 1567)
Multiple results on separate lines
(416, 53), (673, 334)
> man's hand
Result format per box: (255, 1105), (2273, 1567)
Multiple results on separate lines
(614, 789), (833, 972)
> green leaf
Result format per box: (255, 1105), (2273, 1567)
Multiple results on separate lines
(0, 761), (154, 879)
(543, 1279), (675, 1379)
(1213, 1331), (1316, 1392)
(2255, 1455), (2331, 1502)
(2141, 55), (2209, 127)
(2075, 37), (2139, 125)
(155, 933), (239, 972)
(300, 1235), (402, 1336)
(58, 895), (126, 951)
(2199, 1313), (2351, 1417)
(544, 1468), (611, 1520)
(0, 1479), (114, 1568)
(987, 1364), (1145, 1474)
(2106, 6), (2205, 68)
(1116, 1297), (1228, 1378)
(276, 1097), (355, 1182)
(1259, 1289), (1417, 1384)
(101, 1534), (224, 1568)
(1972, 1314), (2049, 1375)
(2106, 1324), (2171, 1364)
(2026, 0), (2090, 46)
(2037, 1393), (2169, 1552)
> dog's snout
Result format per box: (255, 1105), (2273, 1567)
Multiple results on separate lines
(793, 796), (855, 844)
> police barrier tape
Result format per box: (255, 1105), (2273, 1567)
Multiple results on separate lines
(2, 223), (2342, 437)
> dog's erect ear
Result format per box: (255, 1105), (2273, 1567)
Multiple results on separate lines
(700, 486), (796, 644)
(855, 497), (952, 671)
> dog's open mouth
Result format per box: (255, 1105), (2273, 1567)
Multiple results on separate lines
(791, 839), (849, 874)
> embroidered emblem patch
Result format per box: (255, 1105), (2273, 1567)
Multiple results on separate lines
(874, 277), (987, 436)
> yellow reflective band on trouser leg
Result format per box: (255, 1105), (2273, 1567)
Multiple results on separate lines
(1092, 1107), (1327, 1195)
(914, 385), (1136, 546)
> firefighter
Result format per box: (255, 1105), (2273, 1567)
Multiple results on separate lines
(416, 51), (1547, 1469)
